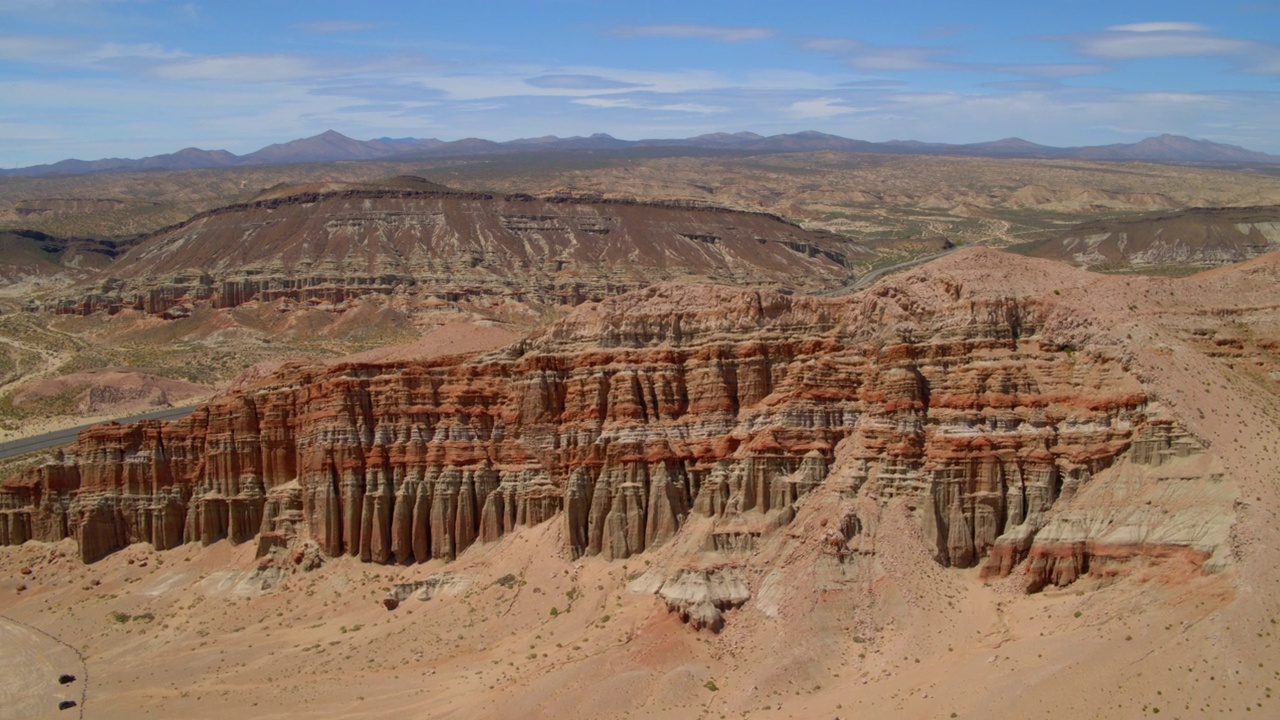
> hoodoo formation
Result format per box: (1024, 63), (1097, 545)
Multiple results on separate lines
(46, 178), (862, 316)
(2, 248), (1253, 598)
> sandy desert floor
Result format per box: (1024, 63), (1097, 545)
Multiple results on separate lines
(0, 507), (1276, 720)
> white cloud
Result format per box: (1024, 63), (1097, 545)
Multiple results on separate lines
(787, 97), (858, 118)
(662, 103), (728, 114)
(296, 20), (379, 34)
(0, 34), (84, 61)
(574, 97), (726, 114)
(1080, 32), (1250, 59)
(525, 74), (645, 90)
(991, 63), (1108, 78)
(0, 34), (187, 67)
(613, 24), (775, 43)
(799, 37), (956, 71)
(149, 55), (318, 82)
(5, 14), (1280, 166)
(414, 68), (730, 101)
(1060, 22), (1280, 74)
(92, 42), (187, 60)
(1106, 22), (1210, 33)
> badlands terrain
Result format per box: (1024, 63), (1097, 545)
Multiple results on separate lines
(1, 148), (1278, 439)
(0, 145), (1278, 719)
(1, 249), (1279, 719)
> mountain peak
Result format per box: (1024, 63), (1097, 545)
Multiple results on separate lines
(1078, 133), (1277, 163)
(4, 129), (1277, 177)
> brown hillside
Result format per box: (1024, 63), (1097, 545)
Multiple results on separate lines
(51, 181), (865, 316)
(1019, 205), (1280, 269)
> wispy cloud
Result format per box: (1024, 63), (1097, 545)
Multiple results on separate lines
(332, 102), (409, 114)
(1108, 22), (1210, 33)
(838, 79), (908, 88)
(0, 34), (187, 68)
(92, 42), (187, 61)
(0, 34), (83, 61)
(612, 24), (775, 43)
(4, 8), (1280, 166)
(1076, 27), (1251, 58)
(800, 36), (1108, 79)
(309, 82), (445, 103)
(416, 68), (730, 101)
(989, 63), (1108, 78)
(296, 20), (379, 34)
(787, 97), (859, 118)
(0, 0), (146, 8)
(146, 52), (437, 83)
(149, 54), (321, 82)
(1056, 22), (1280, 74)
(798, 37), (956, 71)
(574, 96), (727, 114)
(525, 74), (645, 90)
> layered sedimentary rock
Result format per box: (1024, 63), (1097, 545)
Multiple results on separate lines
(0, 254), (1233, 591)
(49, 179), (863, 316)
(984, 421), (1234, 590)
(652, 568), (752, 632)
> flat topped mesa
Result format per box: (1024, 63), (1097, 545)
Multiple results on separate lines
(46, 178), (865, 317)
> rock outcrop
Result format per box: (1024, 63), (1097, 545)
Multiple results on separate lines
(389, 573), (474, 602)
(0, 250), (1241, 593)
(652, 568), (752, 632)
(987, 421), (1234, 590)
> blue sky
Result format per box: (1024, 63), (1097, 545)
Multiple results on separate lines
(2, 0), (1279, 166)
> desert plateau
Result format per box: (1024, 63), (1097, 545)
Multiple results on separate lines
(3, 2), (1280, 719)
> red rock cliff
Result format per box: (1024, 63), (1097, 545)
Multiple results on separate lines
(2, 252), (1225, 591)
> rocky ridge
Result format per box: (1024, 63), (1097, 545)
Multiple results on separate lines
(1, 248), (1251, 603)
(0, 229), (136, 291)
(48, 179), (863, 316)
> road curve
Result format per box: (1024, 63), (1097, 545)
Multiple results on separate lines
(0, 404), (198, 461)
(842, 247), (960, 294)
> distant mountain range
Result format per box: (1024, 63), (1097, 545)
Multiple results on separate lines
(4, 129), (1277, 177)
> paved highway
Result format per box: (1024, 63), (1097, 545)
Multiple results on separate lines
(843, 247), (960, 293)
(0, 404), (198, 461)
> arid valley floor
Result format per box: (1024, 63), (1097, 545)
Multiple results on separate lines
(2, 145), (1280, 719)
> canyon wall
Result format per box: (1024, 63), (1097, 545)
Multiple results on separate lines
(1, 270), (1228, 590)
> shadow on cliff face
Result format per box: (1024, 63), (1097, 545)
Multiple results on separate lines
(2, 249), (1258, 615)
